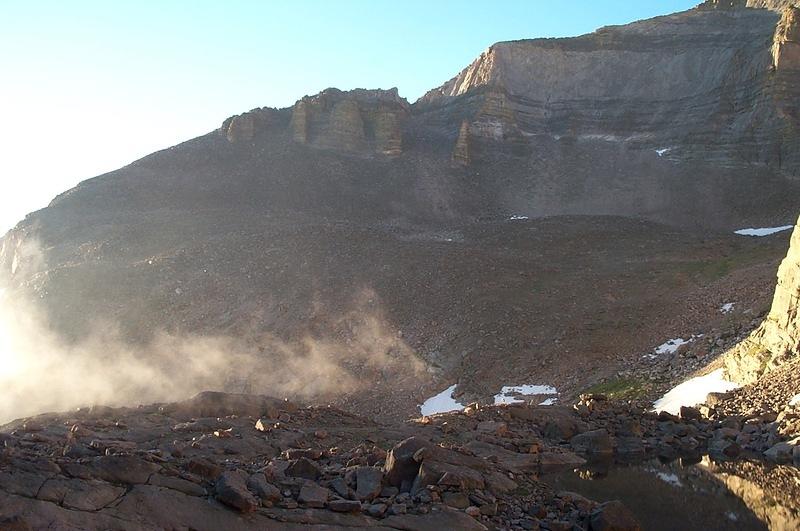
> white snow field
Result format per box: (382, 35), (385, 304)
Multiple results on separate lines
(419, 384), (464, 416)
(494, 384), (558, 405)
(648, 334), (703, 358)
(734, 226), (793, 237)
(653, 369), (740, 415)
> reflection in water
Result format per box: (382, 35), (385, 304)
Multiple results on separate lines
(542, 457), (800, 531)
(698, 457), (800, 531)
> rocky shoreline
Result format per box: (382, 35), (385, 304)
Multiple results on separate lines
(1, 390), (798, 530)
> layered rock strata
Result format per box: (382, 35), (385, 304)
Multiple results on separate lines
(420, 6), (800, 174)
(289, 88), (408, 157)
(220, 107), (286, 143)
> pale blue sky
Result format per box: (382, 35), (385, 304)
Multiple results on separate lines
(0, 1), (696, 232)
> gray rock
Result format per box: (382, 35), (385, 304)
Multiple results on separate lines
(442, 491), (471, 509)
(329, 477), (355, 499)
(285, 457), (321, 480)
(186, 458), (223, 481)
(383, 437), (429, 490)
(355, 466), (384, 501)
(149, 474), (207, 497)
(88, 455), (161, 485)
(765, 442), (794, 462)
(215, 471), (258, 513)
(570, 429), (613, 454)
(709, 439), (741, 459)
(366, 503), (388, 518)
(679, 406), (703, 421)
(246, 473), (281, 502)
(328, 498), (362, 513)
(615, 437), (645, 455)
(298, 483), (330, 508)
(389, 503), (407, 515)
(590, 500), (642, 531)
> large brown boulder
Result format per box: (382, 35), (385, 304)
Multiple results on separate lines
(570, 429), (614, 455)
(383, 437), (430, 490)
(214, 471), (258, 513)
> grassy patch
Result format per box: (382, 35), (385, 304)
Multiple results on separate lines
(584, 377), (647, 400)
(680, 242), (784, 283)
(681, 257), (735, 282)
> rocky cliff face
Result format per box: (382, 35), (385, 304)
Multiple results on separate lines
(220, 107), (289, 144)
(288, 88), (409, 157)
(773, 5), (800, 70)
(748, 0), (798, 10)
(451, 120), (471, 166)
(202, 5), (800, 228)
(4, 2), (800, 423)
(420, 6), (800, 176)
(726, 216), (800, 383)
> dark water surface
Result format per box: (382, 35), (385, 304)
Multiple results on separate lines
(542, 456), (800, 531)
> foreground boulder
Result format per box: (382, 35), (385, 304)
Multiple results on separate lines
(214, 471), (258, 513)
(0, 391), (775, 530)
(570, 429), (614, 455)
(383, 437), (431, 490)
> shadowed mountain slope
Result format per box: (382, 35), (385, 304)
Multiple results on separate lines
(2, 2), (800, 419)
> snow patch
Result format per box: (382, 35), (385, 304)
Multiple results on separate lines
(420, 385), (464, 416)
(494, 384), (557, 405)
(655, 148), (672, 157)
(720, 303), (735, 314)
(655, 338), (691, 355)
(648, 335), (702, 358)
(734, 226), (793, 237)
(539, 397), (558, 406)
(652, 369), (740, 415)
(653, 470), (682, 488)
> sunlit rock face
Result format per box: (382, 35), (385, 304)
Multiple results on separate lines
(726, 216), (800, 383)
(701, 1), (800, 11)
(772, 6), (800, 70)
(419, 5), (800, 175)
(288, 88), (409, 157)
(220, 108), (288, 144)
(747, 0), (800, 11)
(5, 2), (800, 422)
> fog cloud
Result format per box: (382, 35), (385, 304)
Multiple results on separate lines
(0, 241), (425, 423)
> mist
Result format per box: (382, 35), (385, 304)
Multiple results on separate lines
(0, 276), (425, 424)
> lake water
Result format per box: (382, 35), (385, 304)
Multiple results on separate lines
(542, 456), (800, 530)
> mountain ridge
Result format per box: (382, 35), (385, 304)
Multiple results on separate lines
(2, 1), (800, 422)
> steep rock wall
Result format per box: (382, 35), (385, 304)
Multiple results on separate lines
(726, 215), (800, 383)
(220, 108), (287, 144)
(418, 7), (800, 174)
(288, 88), (409, 157)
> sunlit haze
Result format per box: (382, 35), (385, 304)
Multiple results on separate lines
(0, 0), (696, 233)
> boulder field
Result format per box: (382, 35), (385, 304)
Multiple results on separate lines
(1, 389), (799, 530)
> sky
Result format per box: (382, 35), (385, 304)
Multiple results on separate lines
(0, 0), (697, 233)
